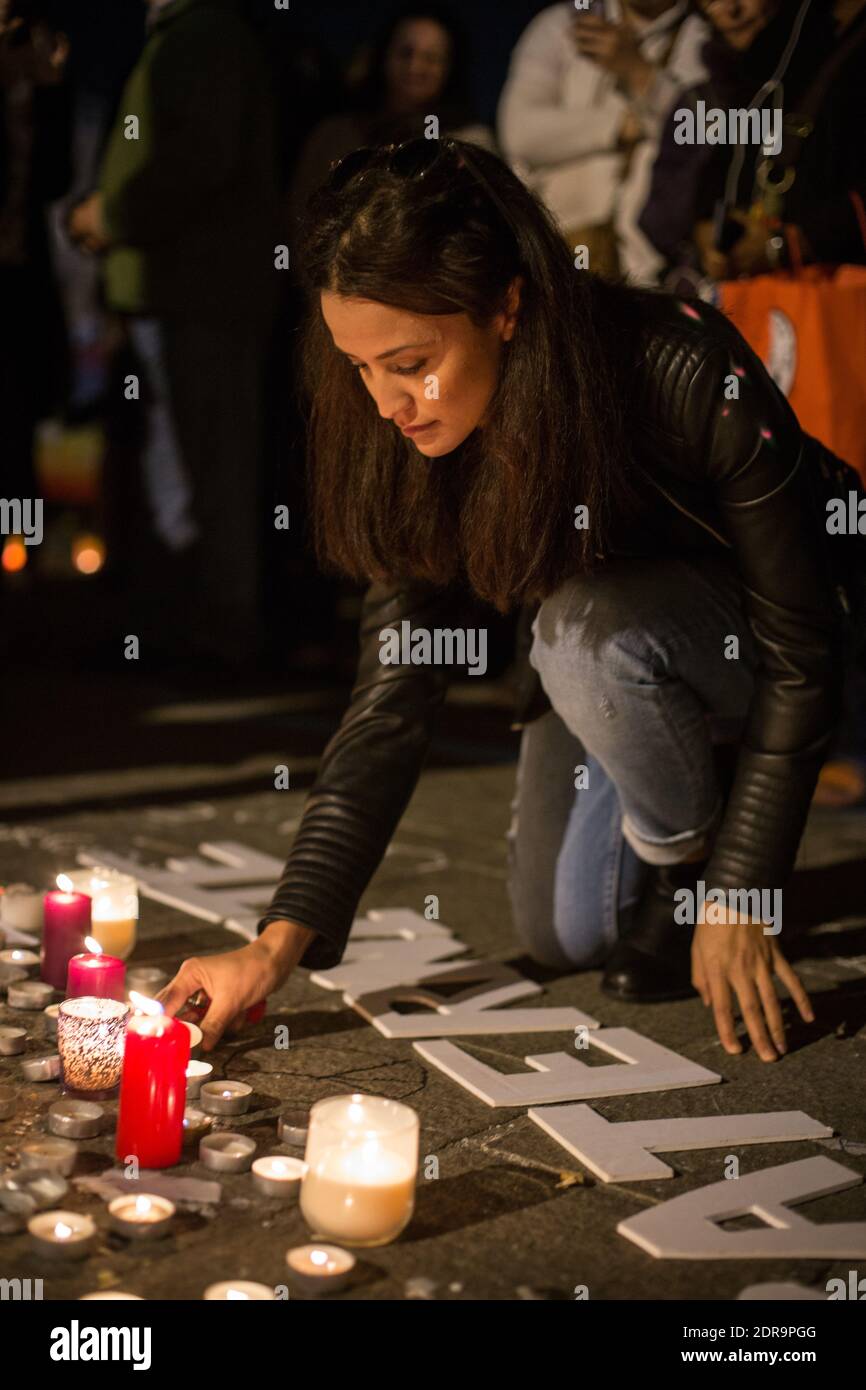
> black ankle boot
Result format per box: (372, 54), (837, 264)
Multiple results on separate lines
(601, 860), (704, 1003)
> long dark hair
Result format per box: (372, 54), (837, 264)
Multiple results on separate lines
(298, 138), (648, 615)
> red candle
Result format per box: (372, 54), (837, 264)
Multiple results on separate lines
(66, 936), (126, 1002)
(42, 887), (92, 990)
(116, 998), (190, 1169)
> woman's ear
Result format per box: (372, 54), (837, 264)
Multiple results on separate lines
(501, 275), (524, 341)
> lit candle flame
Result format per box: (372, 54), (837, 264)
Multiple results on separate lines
(226, 1289), (249, 1300)
(84, 936), (103, 956)
(310, 1249), (328, 1267)
(54, 1221), (73, 1240)
(56, 874), (74, 893)
(134, 1196), (152, 1216)
(129, 990), (163, 1016)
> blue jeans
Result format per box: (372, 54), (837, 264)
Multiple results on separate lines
(506, 553), (760, 971)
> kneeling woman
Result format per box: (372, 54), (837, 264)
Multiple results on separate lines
(160, 139), (865, 1063)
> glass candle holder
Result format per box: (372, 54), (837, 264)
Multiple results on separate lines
(300, 1093), (419, 1248)
(57, 996), (129, 1099)
(61, 868), (138, 961)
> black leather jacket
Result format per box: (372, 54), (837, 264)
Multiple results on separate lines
(258, 293), (865, 970)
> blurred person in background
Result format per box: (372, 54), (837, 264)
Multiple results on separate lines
(640, 0), (866, 805)
(497, 0), (709, 283)
(289, 4), (495, 231)
(0, 0), (70, 522)
(67, 0), (281, 668)
(640, 0), (864, 284)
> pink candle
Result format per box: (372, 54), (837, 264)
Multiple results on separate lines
(66, 936), (126, 1002)
(42, 884), (92, 991)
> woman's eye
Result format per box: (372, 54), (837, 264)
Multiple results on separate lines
(394, 361), (425, 376)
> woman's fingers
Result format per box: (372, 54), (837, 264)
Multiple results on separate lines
(731, 974), (778, 1062)
(754, 964), (787, 1055)
(199, 999), (234, 1053)
(157, 960), (204, 1017)
(707, 970), (741, 1054)
(773, 950), (815, 1024)
(691, 945), (710, 1006)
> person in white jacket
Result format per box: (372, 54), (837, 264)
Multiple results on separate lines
(498, 0), (709, 283)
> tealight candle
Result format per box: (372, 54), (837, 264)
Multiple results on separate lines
(28, 1209), (96, 1261)
(108, 1193), (175, 1241)
(203, 1281), (276, 1301)
(0, 1026), (27, 1055)
(185, 1060), (213, 1099)
(21, 1053), (61, 1082)
(59, 867), (138, 960)
(300, 1094), (419, 1247)
(43, 1003), (60, 1037)
(57, 996), (129, 1097)
(181, 1021), (202, 1058)
(0, 947), (40, 978)
(285, 1244), (356, 1296)
(8, 979), (54, 1010)
(49, 1099), (104, 1138)
(251, 1155), (305, 1199)
(126, 967), (168, 997)
(199, 1080), (252, 1116)
(0, 883), (44, 932)
(0, 964), (29, 991)
(66, 937), (125, 1002)
(41, 884), (91, 990)
(116, 995), (189, 1168)
(0, 1086), (15, 1119)
(182, 1107), (211, 1144)
(0, 1169), (67, 1213)
(20, 1138), (77, 1176)
(199, 1131), (256, 1172)
(278, 1108), (309, 1147)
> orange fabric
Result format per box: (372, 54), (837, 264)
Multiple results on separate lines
(719, 260), (866, 485)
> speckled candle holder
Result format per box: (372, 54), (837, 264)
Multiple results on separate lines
(57, 996), (129, 1099)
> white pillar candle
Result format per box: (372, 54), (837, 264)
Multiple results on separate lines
(28, 1210), (96, 1260)
(300, 1094), (419, 1247)
(60, 869), (138, 961)
(285, 1244), (355, 1295)
(203, 1281), (276, 1300)
(108, 1193), (175, 1240)
(251, 1155), (305, 1199)
(0, 884), (44, 932)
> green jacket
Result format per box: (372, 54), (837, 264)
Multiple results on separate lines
(100, 0), (280, 321)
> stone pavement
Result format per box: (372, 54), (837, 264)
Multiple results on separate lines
(1, 764), (865, 1301)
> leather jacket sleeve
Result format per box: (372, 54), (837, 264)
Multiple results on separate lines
(256, 576), (485, 969)
(676, 317), (847, 898)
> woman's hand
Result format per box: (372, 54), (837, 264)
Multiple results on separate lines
(692, 908), (814, 1062)
(157, 920), (316, 1052)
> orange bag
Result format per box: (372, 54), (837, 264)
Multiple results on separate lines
(718, 196), (866, 486)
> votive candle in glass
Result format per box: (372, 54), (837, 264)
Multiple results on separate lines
(57, 996), (129, 1099)
(66, 936), (126, 1002)
(300, 1094), (419, 1248)
(61, 867), (138, 961)
(115, 993), (189, 1169)
(42, 882), (91, 989)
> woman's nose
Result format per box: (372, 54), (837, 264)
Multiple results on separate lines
(369, 376), (413, 421)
